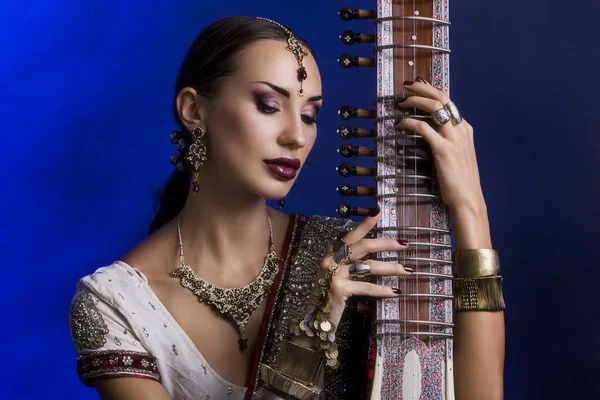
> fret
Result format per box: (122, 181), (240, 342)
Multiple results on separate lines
(375, 15), (451, 25)
(376, 43), (451, 54)
(377, 256), (453, 265)
(374, 226), (450, 234)
(375, 332), (453, 339)
(376, 319), (454, 328)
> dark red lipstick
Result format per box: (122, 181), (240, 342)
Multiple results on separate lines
(264, 157), (301, 180)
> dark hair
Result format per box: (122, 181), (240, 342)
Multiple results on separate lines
(148, 16), (314, 235)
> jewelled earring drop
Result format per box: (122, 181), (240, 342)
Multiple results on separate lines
(186, 126), (209, 193)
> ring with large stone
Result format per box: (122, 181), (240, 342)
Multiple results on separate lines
(443, 101), (462, 126)
(333, 243), (352, 264)
(431, 107), (452, 127)
(348, 261), (371, 281)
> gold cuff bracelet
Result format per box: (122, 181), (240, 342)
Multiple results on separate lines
(453, 275), (506, 312)
(453, 249), (500, 278)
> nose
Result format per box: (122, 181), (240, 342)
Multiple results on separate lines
(278, 115), (307, 149)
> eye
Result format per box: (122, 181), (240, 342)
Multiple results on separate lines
(257, 101), (280, 114)
(301, 115), (317, 125)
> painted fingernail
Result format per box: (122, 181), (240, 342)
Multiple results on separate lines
(415, 76), (426, 83)
(368, 207), (381, 216)
(392, 288), (402, 294)
(403, 80), (414, 85)
(404, 267), (415, 273)
(398, 240), (409, 246)
(396, 95), (408, 103)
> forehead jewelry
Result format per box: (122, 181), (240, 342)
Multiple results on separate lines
(257, 17), (309, 97)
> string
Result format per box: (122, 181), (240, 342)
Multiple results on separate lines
(386, 2), (392, 395)
(414, 0), (420, 351)
(399, 0), (407, 393)
(398, 0), (414, 390)
(417, 1), (425, 388)
(386, 1), (395, 396)
(402, 0), (408, 393)
(378, 3), (386, 397)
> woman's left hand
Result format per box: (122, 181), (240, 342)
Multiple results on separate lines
(396, 78), (485, 214)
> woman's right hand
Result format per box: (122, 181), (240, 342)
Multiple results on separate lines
(321, 211), (414, 330)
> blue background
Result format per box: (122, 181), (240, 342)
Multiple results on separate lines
(1, 0), (598, 399)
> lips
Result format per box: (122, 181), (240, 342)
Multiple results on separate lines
(264, 157), (301, 180)
(265, 157), (301, 170)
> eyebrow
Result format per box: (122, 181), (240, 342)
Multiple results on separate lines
(253, 81), (323, 102)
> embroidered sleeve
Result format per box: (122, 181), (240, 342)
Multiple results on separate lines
(69, 290), (161, 386)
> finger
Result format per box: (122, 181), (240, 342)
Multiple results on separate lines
(398, 96), (458, 137)
(348, 238), (408, 260)
(339, 259), (414, 276)
(365, 260), (415, 275)
(339, 280), (400, 298)
(397, 95), (444, 114)
(343, 209), (381, 244)
(396, 117), (443, 148)
(403, 78), (450, 104)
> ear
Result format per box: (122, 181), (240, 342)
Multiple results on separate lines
(175, 87), (209, 132)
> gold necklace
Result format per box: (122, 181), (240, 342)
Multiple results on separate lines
(172, 215), (280, 352)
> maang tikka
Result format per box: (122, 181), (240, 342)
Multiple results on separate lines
(169, 126), (209, 194)
(256, 17), (309, 97)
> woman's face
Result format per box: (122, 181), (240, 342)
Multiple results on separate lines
(200, 39), (322, 201)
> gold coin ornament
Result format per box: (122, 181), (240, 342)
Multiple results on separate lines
(291, 260), (342, 369)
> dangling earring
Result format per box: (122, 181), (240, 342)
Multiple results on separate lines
(278, 197), (286, 208)
(185, 126), (209, 194)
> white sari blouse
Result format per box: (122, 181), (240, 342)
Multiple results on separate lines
(69, 261), (247, 400)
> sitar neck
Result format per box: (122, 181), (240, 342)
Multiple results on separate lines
(336, 2), (454, 399)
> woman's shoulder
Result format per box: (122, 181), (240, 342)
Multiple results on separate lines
(73, 260), (150, 302)
(75, 220), (175, 300)
(119, 219), (177, 280)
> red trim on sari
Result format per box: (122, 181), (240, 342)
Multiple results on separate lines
(77, 350), (161, 386)
(244, 213), (305, 399)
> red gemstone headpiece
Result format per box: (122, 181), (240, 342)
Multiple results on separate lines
(257, 17), (309, 97)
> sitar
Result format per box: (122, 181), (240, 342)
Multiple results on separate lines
(335, 2), (454, 399)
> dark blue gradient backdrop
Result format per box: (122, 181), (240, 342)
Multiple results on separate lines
(1, 1), (598, 399)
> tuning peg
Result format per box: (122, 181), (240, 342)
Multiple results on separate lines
(336, 163), (376, 177)
(337, 185), (377, 196)
(338, 105), (377, 120)
(340, 30), (377, 45)
(338, 54), (377, 68)
(338, 144), (376, 158)
(338, 7), (377, 21)
(337, 203), (378, 218)
(337, 125), (377, 140)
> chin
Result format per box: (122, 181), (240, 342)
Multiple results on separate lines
(241, 163), (300, 201)
(254, 179), (295, 201)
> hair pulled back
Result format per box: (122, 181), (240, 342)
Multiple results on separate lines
(148, 16), (314, 235)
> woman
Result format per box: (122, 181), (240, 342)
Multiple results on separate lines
(69, 16), (504, 400)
